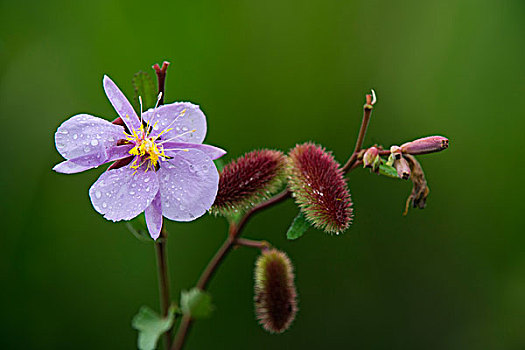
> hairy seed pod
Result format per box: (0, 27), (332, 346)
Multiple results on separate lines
(211, 150), (287, 216)
(400, 136), (449, 155)
(287, 143), (353, 234)
(254, 249), (297, 334)
(394, 156), (411, 180)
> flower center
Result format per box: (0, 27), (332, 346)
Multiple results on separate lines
(125, 124), (167, 172)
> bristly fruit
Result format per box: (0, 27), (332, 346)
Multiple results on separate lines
(210, 150), (287, 216)
(254, 249), (297, 334)
(287, 143), (353, 234)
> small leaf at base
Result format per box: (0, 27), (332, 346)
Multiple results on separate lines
(132, 305), (176, 350)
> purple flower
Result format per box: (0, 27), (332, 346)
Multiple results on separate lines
(53, 76), (226, 240)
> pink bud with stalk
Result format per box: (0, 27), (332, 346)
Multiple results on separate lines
(400, 136), (449, 155)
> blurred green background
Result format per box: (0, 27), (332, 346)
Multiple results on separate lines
(1, 0), (524, 349)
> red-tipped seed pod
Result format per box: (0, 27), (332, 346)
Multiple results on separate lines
(254, 249), (297, 334)
(400, 136), (449, 155)
(287, 143), (353, 234)
(211, 150), (287, 216)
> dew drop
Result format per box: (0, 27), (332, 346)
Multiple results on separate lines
(95, 191), (102, 199)
(102, 202), (107, 208)
(129, 190), (135, 195)
(144, 177), (150, 183)
(84, 147), (90, 153)
(91, 139), (99, 146)
(73, 134), (78, 140)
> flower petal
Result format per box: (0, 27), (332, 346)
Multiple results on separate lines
(89, 165), (159, 222)
(157, 149), (219, 222)
(145, 191), (163, 240)
(67, 144), (134, 167)
(55, 114), (124, 161)
(143, 102), (207, 143)
(162, 142), (226, 160)
(52, 160), (94, 174)
(103, 75), (142, 133)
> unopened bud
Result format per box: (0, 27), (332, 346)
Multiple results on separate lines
(390, 145), (402, 160)
(400, 136), (449, 155)
(363, 147), (379, 168)
(394, 156), (411, 180)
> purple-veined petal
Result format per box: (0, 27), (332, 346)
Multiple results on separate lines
(142, 102), (207, 143)
(67, 144), (134, 167)
(53, 145), (133, 173)
(53, 160), (95, 174)
(162, 142), (226, 160)
(145, 190), (163, 240)
(157, 149), (219, 222)
(89, 164), (159, 222)
(55, 114), (124, 161)
(103, 75), (142, 133)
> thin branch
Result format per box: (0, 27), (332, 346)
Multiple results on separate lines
(153, 61), (173, 350)
(235, 238), (271, 250)
(341, 92), (375, 173)
(155, 228), (172, 350)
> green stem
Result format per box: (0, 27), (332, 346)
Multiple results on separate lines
(155, 228), (172, 350)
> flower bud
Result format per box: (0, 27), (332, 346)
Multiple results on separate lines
(287, 143), (353, 234)
(394, 156), (411, 180)
(254, 249), (297, 334)
(363, 147), (379, 169)
(400, 136), (449, 155)
(390, 145), (402, 160)
(211, 150), (287, 216)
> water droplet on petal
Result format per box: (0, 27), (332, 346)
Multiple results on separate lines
(95, 191), (102, 199)
(91, 139), (99, 146)
(102, 202), (107, 208)
(144, 177), (150, 183)
(73, 134), (78, 140)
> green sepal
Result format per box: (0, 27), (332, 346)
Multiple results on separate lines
(126, 213), (153, 242)
(132, 305), (177, 350)
(379, 163), (399, 179)
(180, 288), (214, 319)
(132, 71), (157, 110)
(286, 211), (310, 240)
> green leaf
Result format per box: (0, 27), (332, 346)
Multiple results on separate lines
(180, 288), (214, 319)
(379, 163), (399, 179)
(132, 71), (157, 110)
(126, 213), (153, 242)
(286, 211), (310, 240)
(132, 305), (176, 350)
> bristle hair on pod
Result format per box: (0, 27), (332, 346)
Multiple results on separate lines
(210, 150), (287, 216)
(287, 143), (353, 234)
(254, 249), (297, 334)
